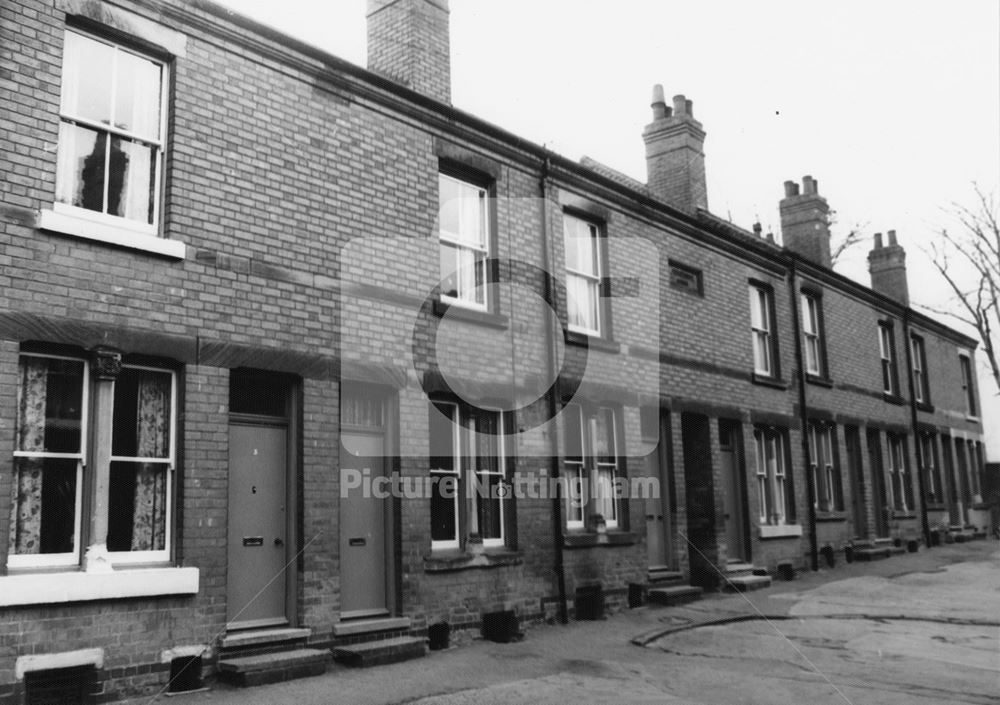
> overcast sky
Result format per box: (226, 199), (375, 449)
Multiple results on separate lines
(214, 0), (1000, 453)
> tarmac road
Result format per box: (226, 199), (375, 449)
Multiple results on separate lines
(127, 540), (1000, 705)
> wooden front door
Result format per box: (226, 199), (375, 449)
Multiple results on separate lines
(846, 427), (868, 539)
(227, 422), (288, 628)
(339, 431), (388, 618)
(645, 411), (673, 570)
(867, 429), (890, 538)
(719, 421), (748, 563)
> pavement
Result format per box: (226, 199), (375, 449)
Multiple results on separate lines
(125, 540), (1000, 705)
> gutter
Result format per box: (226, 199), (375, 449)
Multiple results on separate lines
(539, 155), (568, 624)
(789, 256), (819, 571)
(902, 311), (934, 547)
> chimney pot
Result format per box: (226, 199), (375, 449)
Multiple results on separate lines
(685, 99), (694, 117)
(869, 230), (909, 305)
(873, 232), (883, 249)
(651, 84), (667, 120)
(783, 180), (797, 197)
(802, 175), (817, 195)
(672, 94), (687, 116)
(753, 221), (762, 236)
(888, 229), (898, 246)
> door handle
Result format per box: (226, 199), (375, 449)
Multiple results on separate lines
(274, 537), (284, 546)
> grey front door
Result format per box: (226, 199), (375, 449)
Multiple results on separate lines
(645, 413), (673, 569)
(719, 423), (748, 563)
(867, 429), (890, 538)
(340, 431), (387, 618)
(846, 427), (868, 538)
(227, 422), (287, 628)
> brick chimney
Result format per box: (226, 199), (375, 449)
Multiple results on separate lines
(367, 0), (450, 103)
(642, 85), (707, 215)
(868, 229), (909, 305)
(779, 176), (832, 268)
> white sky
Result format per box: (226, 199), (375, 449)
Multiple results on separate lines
(214, 0), (1000, 455)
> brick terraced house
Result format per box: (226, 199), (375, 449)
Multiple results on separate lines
(0, 0), (990, 701)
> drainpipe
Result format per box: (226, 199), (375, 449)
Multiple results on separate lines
(539, 154), (568, 624)
(902, 311), (933, 547)
(788, 256), (819, 571)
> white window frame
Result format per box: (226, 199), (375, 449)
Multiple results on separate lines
(438, 173), (490, 311)
(9, 354), (89, 569)
(471, 408), (506, 549)
(591, 408), (620, 530)
(888, 435), (908, 512)
(959, 352), (977, 417)
(54, 28), (168, 238)
(430, 401), (462, 551)
(564, 214), (603, 337)
(107, 365), (176, 565)
(878, 323), (895, 394)
(563, 404), (587, 530)
(911, 335), (927, 403)
(749, 285), (773, 376)
(754, 428), (790, 526)
(801, 293), (822, 375)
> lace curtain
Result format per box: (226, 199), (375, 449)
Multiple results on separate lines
(130, 372), (169, 551)
(8, 359), (47, 554)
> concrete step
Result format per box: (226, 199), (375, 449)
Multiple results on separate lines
(647, 585), (702, 607)
(724, 562), (755, 578)
(333, 636), (426, 668)
(220, 627), (310, 652)
(724, 574), (772, 592)
(217, 648), (329, 688)
(332, 616), (411, 638)
(853, 546), (891, 561)
(647, 569), (685, 586)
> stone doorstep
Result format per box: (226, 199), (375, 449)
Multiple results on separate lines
(853, 546), (891, 561)
(723, 574), (772, 592)
(332, 616), (411, 638)
(332, 636), (427, 668)
(219, 627), (311, 652)
(646, 569), (685, 586)
(647, 585), (703, 607)
(217, 648), (330, 688)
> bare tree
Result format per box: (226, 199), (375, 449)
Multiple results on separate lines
(826, 209), (867, 266)
(922, 185), (1000, 395)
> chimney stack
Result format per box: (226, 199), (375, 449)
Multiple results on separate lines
(367, 0), (451, 103)
(868, 229), (909, 305)
(643, 85), (707, 215)
(779, 175), (831, 267)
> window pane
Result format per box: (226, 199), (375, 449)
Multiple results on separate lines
(55, 122), (105, 213)
(458, 184), (485, 247)
(477, 475), (502, 540)
(594, 408), (616, 462)
(439, 174), (461, 237)
(114, 49), (162, 137)
(61, 31), (113, 125)
(112, 368), (172, 459)
(108, 460), (167, 552)
(429, 403), (456, 472)
(563, 404), (583, 461)
(567, 274), (598, 332)
(597, 467), (617, 522)
(430, 475), (457, 542)
(474, 412), (500, 472)
(9, 457), (77, 555)
(17, 356), (85, 454)
(108, 137), (155, 224)
(564, 217), (597, 275)
(440, 241), (459, 299)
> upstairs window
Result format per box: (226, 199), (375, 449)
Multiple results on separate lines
(749, 284), (777, 377)
(959, 354), (977, 417)
(438, 173), (490, 310)
(800, 292), (825, 376)
(878, 322), (898, 395)
(55, 29), (166, 233)
(564, 214), (605, 336)
(910, 335), (929, 404)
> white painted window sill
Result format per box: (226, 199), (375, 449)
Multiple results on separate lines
(758, 523), (803, 539)
(38, 209), (186, 259)
(0, 566), (199, 607)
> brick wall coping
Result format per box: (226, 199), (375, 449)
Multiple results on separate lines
(15, 648), (104, 680)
